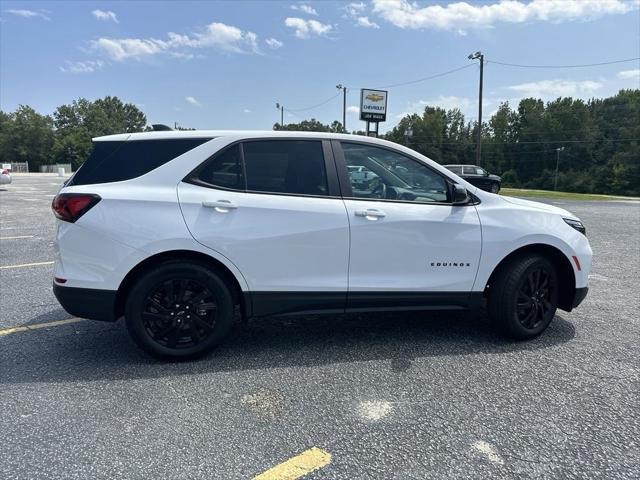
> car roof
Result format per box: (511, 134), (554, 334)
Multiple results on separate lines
(94, 130), (380, 143)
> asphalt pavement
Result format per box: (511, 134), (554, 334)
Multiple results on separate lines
(1, 174), (639, 479)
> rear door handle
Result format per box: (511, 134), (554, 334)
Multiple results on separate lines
(202, 200), (238, 212)
(354, 209), (386, 220)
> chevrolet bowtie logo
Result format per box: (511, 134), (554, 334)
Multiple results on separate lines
(365, 93), (384, 102)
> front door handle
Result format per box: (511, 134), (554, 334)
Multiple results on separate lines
(354, 209), (386, 220)
(202, 200), (238, 213)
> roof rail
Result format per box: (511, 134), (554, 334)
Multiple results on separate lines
(151, 124), (173, 131)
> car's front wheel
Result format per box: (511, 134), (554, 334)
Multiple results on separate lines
(490, 183), (500, 193)
(125, 260), (235, 359)
(488, 254), (558, 339)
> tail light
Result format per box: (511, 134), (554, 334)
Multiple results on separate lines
(52, 193), (101, 223)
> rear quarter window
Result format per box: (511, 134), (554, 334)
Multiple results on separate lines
(69, 138), (211, 186)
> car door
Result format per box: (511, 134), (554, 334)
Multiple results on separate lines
(178, 139), (349, 315)
(334, 141), (482, 310)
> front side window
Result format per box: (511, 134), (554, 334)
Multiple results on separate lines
(242, 140), (328, 196)
(341, 143), (449, 203)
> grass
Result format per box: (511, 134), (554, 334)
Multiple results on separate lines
(500, 188), (640, 201)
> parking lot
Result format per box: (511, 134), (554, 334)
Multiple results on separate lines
(1, 174), (638, 479)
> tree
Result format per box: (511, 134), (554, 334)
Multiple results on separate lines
(0, 106), (55, 170)
(52, 96), (146, 168)
(273, 118), (333, 132)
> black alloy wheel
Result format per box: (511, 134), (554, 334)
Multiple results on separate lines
(516, 267), (554, 330)
(125, 260), (235, 359)
(142, 278), (217, 349)
(488, 254), (558, 339)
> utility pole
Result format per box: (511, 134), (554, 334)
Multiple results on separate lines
(275, 102), (284, 126)
(554, 147), (565, 191)
(468, 51), (484, 167)
(336, 84), (347, 132)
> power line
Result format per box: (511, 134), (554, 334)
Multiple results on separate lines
(285, 93), (341, 113)
(486, 57), (640, 68)
(378, 64), (475, 89)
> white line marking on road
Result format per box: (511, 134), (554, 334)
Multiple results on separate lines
(358, 400), (393, 421)
(589, 273), (609, 282)
(472, 440), (504, 465)
(0, 318), (85, 337)
(0, 235), (35, 240)
(0, 261), (54, 269)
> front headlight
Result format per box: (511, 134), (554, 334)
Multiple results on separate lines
(564, 218), (586, 236)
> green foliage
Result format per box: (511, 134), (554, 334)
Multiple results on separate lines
(0, 91), (637, 195)
(273, 118), (345, 132)
(52, 96), (146, 169)
(0, 106), (54, 170)
(0, 96), (146, 171)
(385, 89), (640, 196)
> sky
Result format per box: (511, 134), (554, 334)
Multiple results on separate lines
(1, 0), (639, 133)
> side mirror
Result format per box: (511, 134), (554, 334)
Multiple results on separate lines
(452, 184), (469, 205)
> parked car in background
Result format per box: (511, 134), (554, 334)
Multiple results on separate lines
(0, 169), (11, 185)
(444, 165), (501, 193)
(52, 131), (590, 359)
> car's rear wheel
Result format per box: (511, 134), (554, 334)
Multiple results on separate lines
(490, 183), (500, 193)
(488, 255), (558, 339)
(125, 261), (235, 359)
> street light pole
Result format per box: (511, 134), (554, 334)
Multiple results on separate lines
(468, 51), (484, 167)
(275, 102), (284, 126)
(336, 84), (346, 132)
(554, 147), (565, 191)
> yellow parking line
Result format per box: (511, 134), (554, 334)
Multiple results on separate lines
(0, 235), (35, 240)
(0, 261), (54, 269)
(0, 318), (85, 337)
(253, 447), (331, 480)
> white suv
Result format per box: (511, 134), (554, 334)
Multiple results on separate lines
(52, 131), (591, 358)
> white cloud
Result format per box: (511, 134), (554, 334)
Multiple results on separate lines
(185, 96), (201, 107)
(372, 0), (637, 30)
(356, 16), (380, 28)
(396, 95), (473, 118)
(346, 105), (360, 114)
(92, 9), (118, 23)
(7, 9), (50, 20)
(345, 2), (367, 16)
(285, 17), (333, 38)
(290, 4), (318, 16)
(243, 108), (251, 113)
(92, 22), (260, 61)
(265, 37), (284, 49)
(343, 2), (380, 28)
(617, 68), (640, 80)
(508, 79), (603, 98)
(59, 60), (104, 74)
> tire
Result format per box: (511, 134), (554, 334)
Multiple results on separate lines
(490, 183), (500, 194)
(125, 260), (235, 359)
(488, 255), (558, 340)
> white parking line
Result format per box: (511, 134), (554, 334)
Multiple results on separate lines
(0, 261), (54, 269)
(0, 235), (35, 240)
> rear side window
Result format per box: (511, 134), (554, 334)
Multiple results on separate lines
(70, 138), (211, 186)
(243, 140), (328, 196)
(196, 144), (244, 190)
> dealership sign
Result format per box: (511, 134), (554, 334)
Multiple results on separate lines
(360, 89), (388, 122)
